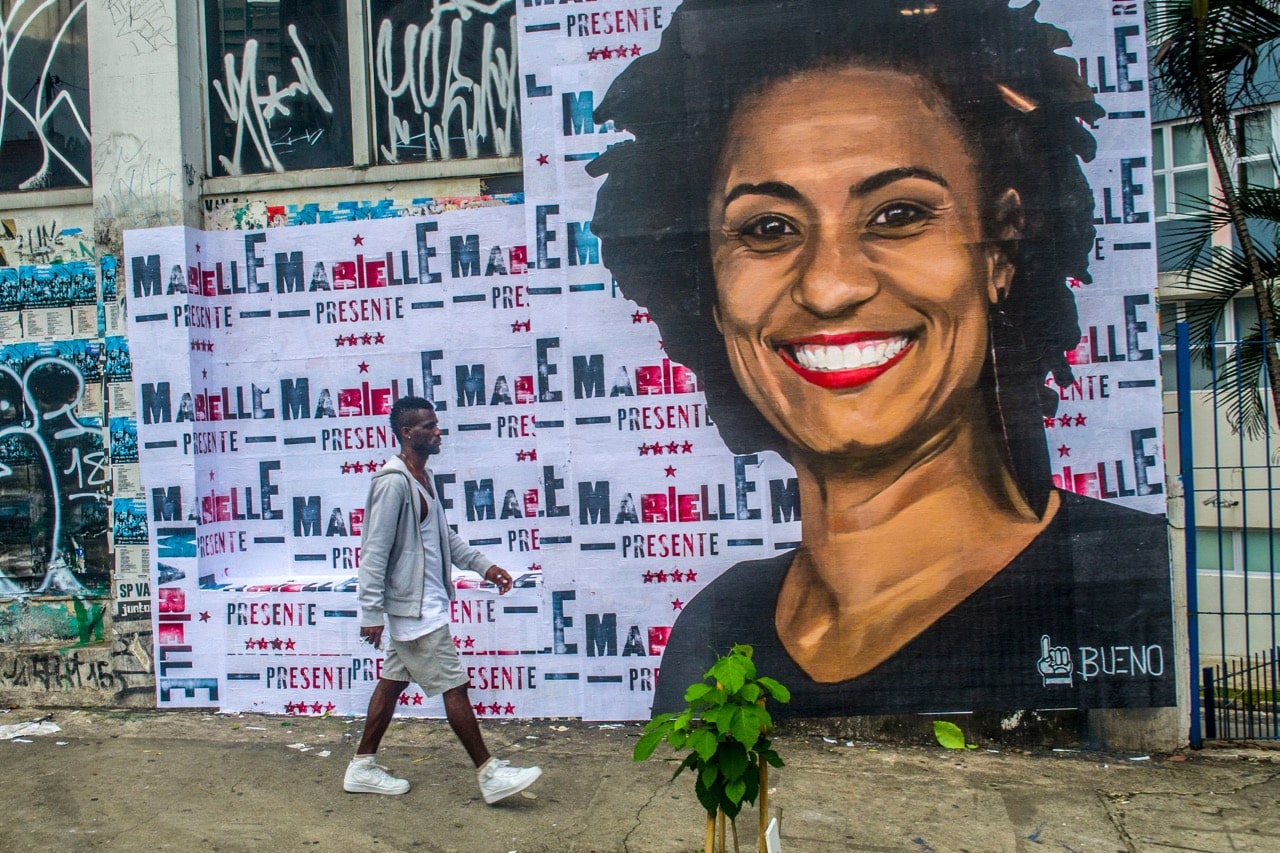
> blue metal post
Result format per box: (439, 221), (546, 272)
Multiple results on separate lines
(1177, 321), (1203, 747)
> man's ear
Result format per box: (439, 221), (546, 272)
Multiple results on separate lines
(986, 188), (1023, 304)
(712, 302), (724, 334)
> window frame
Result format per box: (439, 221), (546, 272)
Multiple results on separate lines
(200, 0), (522, 196)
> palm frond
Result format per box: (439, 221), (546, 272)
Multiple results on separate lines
(1218, 327), (1271, 438)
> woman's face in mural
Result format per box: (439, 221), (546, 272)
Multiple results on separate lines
(708, 67), (1016, 458)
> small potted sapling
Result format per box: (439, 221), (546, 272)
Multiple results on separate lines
(634, 644), (790, 853)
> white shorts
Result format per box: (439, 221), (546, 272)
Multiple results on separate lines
(381, 624), (469, 696)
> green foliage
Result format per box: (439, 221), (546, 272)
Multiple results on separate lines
(932, 720), (978, 750)
(633, 644), (790, 819)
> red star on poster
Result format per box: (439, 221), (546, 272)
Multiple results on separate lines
(399, 694), (410, 705)
(489, 702), (502, 714)
(325, 703), (336, 713)
(284, 702), (296, 713)
(473, 702), (487, 715)
(672, 599), (684, 610)
(412, 694), (423, 705)
(346, 334), (358, 346)
(656, 570), (667, 583)
(651, 443), (663, 455)
(358, 362), (370, 373)
(1075, 413), (1087, 426)
(353, 234), (364, 246)
(353, 462), (366, 473)
(600, 47), (613, 59)
(199, 612), (210, 622)
(361, 333), (373, 345)
(681, 442), (693, 454)
(311, 702), (323, 714)
(244, 638), (256, 650)
(285, 638), (296, 650)
(685, 570), (697, 583)
(617, 45), (628, 56)
(504, 703), (515, 715)
(257, 638), (269, 650)
(341, 463), (352, 474)
(464, 636), (475, 648)
(374, 332), (385, 344)
(638, 444), (650, 456)
(536, 153), (549, 165)
(453, 636), (462, 648)
(587, 48), (599, 60)
(1057, 444), (1071, 457)
(672, 570), (684, 582)
(666, 441), (679, 454)
(336, 336), (346, 347)
(664, 465), (677, 477)
(367, 459), (378, 470)
(643, 571), (654, 583)
(1058, 413), (1072, 427)
(1043, 416), (1056, 428)
(632, 311), (647, 323)
(631, 45), (642, 56)
(270, 637), (283, 650)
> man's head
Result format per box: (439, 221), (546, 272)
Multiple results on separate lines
(389, 397), (440, 458)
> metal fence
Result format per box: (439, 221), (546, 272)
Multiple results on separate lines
(1174, 321), (1280, 745)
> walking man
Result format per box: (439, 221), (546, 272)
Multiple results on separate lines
(344, 396), (542, 802)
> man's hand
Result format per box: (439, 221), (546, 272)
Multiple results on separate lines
(360, 625), (385, 650)
(484, 565), (513, 594)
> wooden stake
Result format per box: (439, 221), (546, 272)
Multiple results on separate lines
(706, 812), (716, 853)
(718, 809), (727, 852)
(759, 755), (769, 853)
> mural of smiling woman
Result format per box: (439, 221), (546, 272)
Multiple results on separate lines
(589, 0), (1175, 716)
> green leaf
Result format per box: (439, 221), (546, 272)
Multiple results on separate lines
(694, 775), (721, 816)
(699, 763), (719, 790)
(933, 720), (969, 750)
(730, 707), (761, 751)
(740, 682), (761, 703)
(719, 740), (750, 780)
(725, 777), (748, 806)
(690, 727), (719, 763)
(684, 682), (712, 703)
(633, 726), (667, 761)
(757, 676), (791, 703)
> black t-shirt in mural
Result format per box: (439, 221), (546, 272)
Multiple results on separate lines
(651, 490), (1176, 717)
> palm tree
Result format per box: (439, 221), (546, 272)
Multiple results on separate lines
(1151, 0), (1280, 436)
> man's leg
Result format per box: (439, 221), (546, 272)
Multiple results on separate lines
(356, 677), (409, 755)
(345, 677), (412, 795)
(443, 683), (491, 767)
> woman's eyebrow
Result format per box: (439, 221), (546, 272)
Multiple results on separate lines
(852, 167), (950, 197)
(722, 181), (803, 206)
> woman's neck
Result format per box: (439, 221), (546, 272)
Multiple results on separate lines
(775, 418), (1058, 683)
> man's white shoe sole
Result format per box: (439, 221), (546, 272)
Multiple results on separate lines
(481, 767), (543, 804)
(344, 780), (410, 795)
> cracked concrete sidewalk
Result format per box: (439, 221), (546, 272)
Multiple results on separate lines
(0, 708), (1277, 852)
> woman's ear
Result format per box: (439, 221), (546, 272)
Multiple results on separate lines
(712, 303), (724, 334)
(986, 188), (1023, 304)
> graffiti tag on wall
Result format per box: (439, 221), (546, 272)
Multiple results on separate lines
(372, 0), (520, 162)
(205, 1), (351, 176)
(0, 0), (91, 191)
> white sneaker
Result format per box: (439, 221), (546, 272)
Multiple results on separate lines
(477, 757), (542, 804)
(344, 755), (410, 795)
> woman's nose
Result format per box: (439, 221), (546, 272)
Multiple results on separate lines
(791, 235), (879, 317)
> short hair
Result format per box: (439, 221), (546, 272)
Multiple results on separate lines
(389, 396), (435, 437)
(589, 0), (1104, 512)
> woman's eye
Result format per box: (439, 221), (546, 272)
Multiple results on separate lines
(868, 203), (935, 233)
(736, 215), (801, 249)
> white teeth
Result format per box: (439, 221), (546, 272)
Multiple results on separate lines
(790, 337), (909, 372)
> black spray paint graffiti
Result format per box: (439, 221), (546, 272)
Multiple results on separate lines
(0, 0), (91, 191)
(373, 0), (519, 162)
(0, 357), (109, 595)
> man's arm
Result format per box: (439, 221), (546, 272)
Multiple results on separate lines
(357, 473), (404, 629)
(446, 528), (513, 594)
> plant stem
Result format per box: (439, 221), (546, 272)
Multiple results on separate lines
(731, 817), (740, 853)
